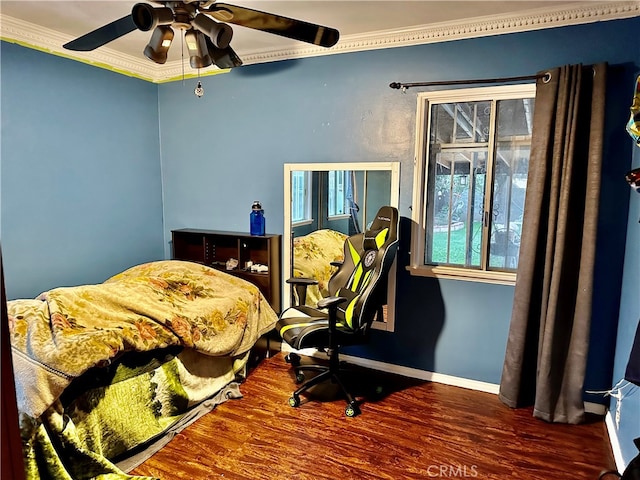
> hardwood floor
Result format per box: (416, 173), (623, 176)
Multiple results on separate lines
(131, 353), (616, 480)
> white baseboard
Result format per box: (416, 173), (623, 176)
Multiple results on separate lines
(280, 344), (499, 394)
(279, 344), (607, 414)
(605, 409), (626, 474)
(340, 353), (501, 394)
(585, 402), (607, 415)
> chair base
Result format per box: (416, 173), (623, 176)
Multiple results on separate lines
(285, 352), (361, 417)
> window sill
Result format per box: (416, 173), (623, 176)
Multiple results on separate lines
(292, 219), (314, 227)
(406, 265), (516, 286)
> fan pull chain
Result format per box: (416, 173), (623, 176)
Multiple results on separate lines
(194, 81), (204, 97)
(181, 29), (185, 85)
(194, 68), (204, 98)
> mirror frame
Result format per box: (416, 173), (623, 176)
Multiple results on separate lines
(283, 162), (401, 331)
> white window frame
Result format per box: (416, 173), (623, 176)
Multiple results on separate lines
(408, 84), (536, 285)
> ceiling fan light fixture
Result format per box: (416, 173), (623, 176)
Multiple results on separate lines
(132, 3), (174, 32)
(192, 13), (233, 49)
(63, 1), (340, 70)
(185, 30), (212, 69)
(143, 25), (174, 64)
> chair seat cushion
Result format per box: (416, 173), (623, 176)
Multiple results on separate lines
(276, 305), (361, 350)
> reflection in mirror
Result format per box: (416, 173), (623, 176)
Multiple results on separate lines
(283, 162), (400, 331)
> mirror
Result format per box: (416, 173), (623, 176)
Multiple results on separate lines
(283, 162), (400, 331)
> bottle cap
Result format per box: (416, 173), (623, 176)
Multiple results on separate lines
(252, 201), (262, 210)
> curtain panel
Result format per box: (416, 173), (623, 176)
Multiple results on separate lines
(499, 63), (607, 424)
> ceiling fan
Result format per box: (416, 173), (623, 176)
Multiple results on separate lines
(63, 1), (340, 70)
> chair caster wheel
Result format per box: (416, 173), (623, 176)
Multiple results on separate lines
(345, 402), (360, 417)
(295, 372), (305, 383)
(285, 353), (301, 366)
(288, 395), (300, 408)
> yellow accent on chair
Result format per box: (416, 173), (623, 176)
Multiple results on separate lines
(276, 206), (399, 417)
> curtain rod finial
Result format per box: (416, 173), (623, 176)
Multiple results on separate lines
(389, 82), (402, 89)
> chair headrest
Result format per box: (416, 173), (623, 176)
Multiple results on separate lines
(363, 206), (398, 250)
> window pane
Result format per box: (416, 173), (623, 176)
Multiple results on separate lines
(431, 101), (491, 144)
(488, 98), (534, 270)
(336, 171), (345, 215)
(469, 159), (486, 267)
(426, 149), (486, 267)
(291, 171), (309, 223)
(328, 171), (336, 216)
(328, 170), (349, 217)
(427, 99), (493, 268)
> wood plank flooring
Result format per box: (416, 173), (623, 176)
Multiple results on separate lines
(131, 353), (616, 480)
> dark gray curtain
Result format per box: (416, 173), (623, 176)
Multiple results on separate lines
(499, 63), (607, 424)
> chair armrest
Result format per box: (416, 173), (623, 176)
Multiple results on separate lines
(286, 277), (319, 286)
(286, 277), (319, 307)
(317, 296), (347, 309)
(317, 296), (347, 336)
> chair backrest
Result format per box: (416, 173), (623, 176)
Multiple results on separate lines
(328, 206), (399, 332)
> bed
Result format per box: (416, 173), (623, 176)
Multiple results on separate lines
(291, 229), (348, 306)
(7, 260), (278, 480)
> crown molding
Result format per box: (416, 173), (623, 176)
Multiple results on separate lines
(235, 1), (640, 66)
(2, 1), (639, 83)
(0, 14), (162, 82)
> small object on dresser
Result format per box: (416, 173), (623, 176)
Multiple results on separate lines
(225, 258), (238, 270)
(250, 201), (266, 236)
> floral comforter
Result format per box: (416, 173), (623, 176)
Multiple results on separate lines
(8, 260), (278, 480)
(9, 260), (277, 419)
(292, 229), (347, 306)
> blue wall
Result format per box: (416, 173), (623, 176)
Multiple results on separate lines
(1, 14), (639, 467)
(156, 18), (639, 465)
(611, 141), (640, 466)
(158, 18), (638, 386)
(0, 43), (165, 299)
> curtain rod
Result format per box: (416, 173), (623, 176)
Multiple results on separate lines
(389, 73), (549, 91)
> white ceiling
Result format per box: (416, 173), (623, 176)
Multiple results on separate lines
(1, 1), (639, 82)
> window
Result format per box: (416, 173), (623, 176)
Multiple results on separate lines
(291, 170), (311, 224)
(327, 170), (351, 217)
(410, 84), (536, 284)
(291, 170), (356, 225)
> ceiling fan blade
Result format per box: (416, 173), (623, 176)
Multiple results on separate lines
(205, 37), (243, 69)
(204, 3), (339, 48)
(63, 15), (137, 51)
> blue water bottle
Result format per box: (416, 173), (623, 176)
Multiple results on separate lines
(250, 201), (265, 236)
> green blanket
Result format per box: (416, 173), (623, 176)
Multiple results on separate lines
(8, 260), (278, 480)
